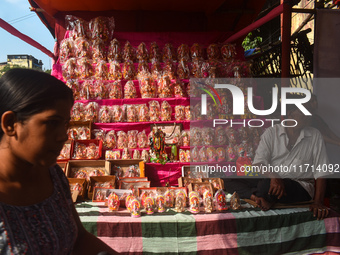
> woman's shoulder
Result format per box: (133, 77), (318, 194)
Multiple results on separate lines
(49, 164), (70, 191)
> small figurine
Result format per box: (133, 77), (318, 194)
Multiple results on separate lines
(164, 189), (174, 208)
(130, 199), (141, 218)
(125, 194), (135, 212)
(215, 189), (228, 211)
(108, 192), (120, 212)
(156, 195), (166, 213)
(189, 195), (200, 214)
(204, 196), (214, 213)
(174, 195), (185, 213)
(144, 197), (155, 215)
(230, 192), (242, 210)
(174, 191), (186, 213)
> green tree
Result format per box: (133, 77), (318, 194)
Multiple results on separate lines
(242, 32), (262, 51)
(0, 64), (25, 77)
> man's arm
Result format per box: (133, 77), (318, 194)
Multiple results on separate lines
(309, 129), (330, 220)
(252, 127), (286, 200)
(310, 178), (329, 220)
(252, 162), (286, 200)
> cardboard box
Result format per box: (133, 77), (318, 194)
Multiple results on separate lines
(68, 178), (86, 202)
(92, 187), (116, 202)
(138, 187), (158, 199)
(88, 175), (116, 200)
(72, 139), (103, 160)
(151, 123), (182, 145)
(106, 159), (145, 178)
(91, 188), (132, 206)
(57, 139), (73, 161)
(119, 181), (150, 196)
(181, 165), (209, 178)
(65, 160), (109, 180)
(202, 178), (224, 191)
(57, 161), (67, 173)
(68, 120), (92, 140)
(178, 177), (202, 188)
(188, 182), (213, 197)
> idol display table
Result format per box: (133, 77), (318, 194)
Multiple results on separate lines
(76, 201), (340, 255)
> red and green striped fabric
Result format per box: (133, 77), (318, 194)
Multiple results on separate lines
(76, 202), (340, 255)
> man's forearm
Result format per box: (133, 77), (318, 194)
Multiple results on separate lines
(314, 178), (327, 204)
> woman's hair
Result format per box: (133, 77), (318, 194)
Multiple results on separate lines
(0, 68), (74, 139)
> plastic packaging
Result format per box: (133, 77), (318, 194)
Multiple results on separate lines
(77, 57), (94, 79)
(137, 42), (149, 62)
(177, 59), (190, 79)
(62, 58), (78, 80)
(66, 79), (81, 100)
(94, 60), (109, 80)
(123, 41), (135, 62)
(84, 102), (99, 122)
(126, 104), (137, 123)
(123, 60), (136, 80)
(173, 79), (186, 98)
(162, 43), (176, 62)
(149, 100), (160, 122)
(139, 75), (156, 98)
(112, 105), (125, 123)
(149, 42), (161, 62)
(89, 16), (115, 42)
(92, 38), (106, 63)
(124, 80), (137, 99)
(71, 102), (85, 121)
(109, 60), (122, 80)
(141, 150), (149, 163)
(108, 80), (123, 99)
(98, 105), (112, 123)
(65, 15), (89, 39)
(108, 38), (121, 62)
(177, 44), (190, 61)
(75, 37), (91, 59)
(221, 43), (237, 62)
(117, 131), (128, 149)
(158, 75), (173, 98)
(137, 104), (149, 122)
(127, 130), (138, 149)
(174, 105), (185, 121)
(59, 38), (74, 63)
(190, 43), (203, 61)
(207, 43), (220, 60)
(160, 101), (172, 121)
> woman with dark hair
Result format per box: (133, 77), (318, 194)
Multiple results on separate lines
(0, 69), (116, 254)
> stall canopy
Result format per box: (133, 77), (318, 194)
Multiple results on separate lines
(28, 0), (267, 40)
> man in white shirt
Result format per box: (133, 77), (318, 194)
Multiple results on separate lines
(226, 101), (331, 220)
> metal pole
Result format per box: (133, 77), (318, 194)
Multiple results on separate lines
(281, 0), (292, 81)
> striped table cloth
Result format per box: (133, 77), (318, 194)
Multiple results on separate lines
(76, 202), (340, 255)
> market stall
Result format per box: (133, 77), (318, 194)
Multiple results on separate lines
(21, 1), (340, 254)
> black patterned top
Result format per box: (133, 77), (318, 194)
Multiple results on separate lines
(0, 165), (78, 254)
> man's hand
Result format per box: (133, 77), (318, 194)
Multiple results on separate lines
(310, 202), (329, 220)
(268, 178), (286, 199)
(310, 178), (329, 220)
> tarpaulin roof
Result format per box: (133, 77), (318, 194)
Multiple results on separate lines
(28, 0), (267, 39)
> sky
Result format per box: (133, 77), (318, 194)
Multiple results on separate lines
(0, 0), (55, 70)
